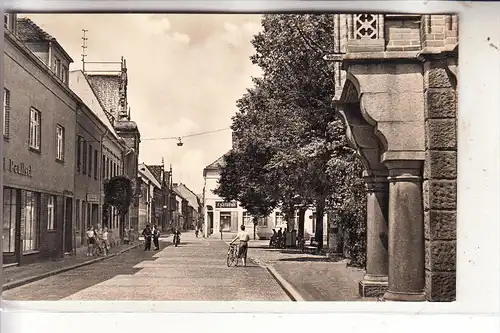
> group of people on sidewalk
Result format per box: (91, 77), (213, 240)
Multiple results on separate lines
(86, 225), (110, 256)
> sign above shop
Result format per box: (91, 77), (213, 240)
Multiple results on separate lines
(215, 201), (237, 209)
(86, 194), (99, 203)
(3, 158), (33, 178)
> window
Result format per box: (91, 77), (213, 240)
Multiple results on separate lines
(243, 211), (252, 225)
(101, 154), (105, 179)
(47, 195), (56, 230)
(29, 108), (41, 150)
(3, 88), (10, 138)
(82, 140), (87, 174)
(76, 136), (82, 172)
(4, 14), (9, 28)
(258, 217), (268, 227)
(3, 187), (17, 253)
(275, 212), (284, 226)
(61, 65), (68, 84)
(88, 144), (93, 178)
(94, 150), (98, 180)
(54, 58), (61, 77)
(56, 125), (65, 161)
(22, 190), (40, 252)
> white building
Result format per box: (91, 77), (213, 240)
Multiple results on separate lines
(202, 154), (327, 240)
(137, 163), (161, 231)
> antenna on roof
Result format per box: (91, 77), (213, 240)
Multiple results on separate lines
(81, 29), (88, 73)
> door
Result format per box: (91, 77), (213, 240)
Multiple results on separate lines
(207, 212), (213, 234)
(64, 197), (73, 253)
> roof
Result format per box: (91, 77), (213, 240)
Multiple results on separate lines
(173, 183), (201, 209)
(204, 154), (226, 171)
(146, 165), (163, 184)
(16, 17), (74, 63)
(69, 70), (120, 138)
(138, 163), (161, 189)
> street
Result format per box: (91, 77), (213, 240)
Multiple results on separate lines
(2, 233), (290, 301)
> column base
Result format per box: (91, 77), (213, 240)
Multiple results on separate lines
(383, 290), (426, 302)
(358, 279), (388, 298)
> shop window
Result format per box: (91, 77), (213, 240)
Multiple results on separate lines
(22, 190), (40, 252)
(56, 125), (65, 162)
(47, 195), (56, 230)
(3, 88), (10, 138)
(243, 211), (252, 225)
(29, 107), (41, 151)
(258, 217), (268, 227)
(3, 187), (17, 253)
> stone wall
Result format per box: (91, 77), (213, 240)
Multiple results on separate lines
(422, 57), (457, 301)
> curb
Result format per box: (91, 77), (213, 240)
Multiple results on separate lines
(2, 243), (141, 291)
(250, 256), (304, 302)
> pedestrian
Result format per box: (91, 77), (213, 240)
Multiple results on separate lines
(102, 227), (109, 256)
(142, 225), (152, 251)
(195, 229), (199, 238)
(230, 225), (251, 267)
(86, 226), (96, 256)
(152, 225), (160, 251)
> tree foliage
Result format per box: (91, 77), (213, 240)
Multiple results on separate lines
(104, 175), (133, 217)
(215, 14), (367, 267)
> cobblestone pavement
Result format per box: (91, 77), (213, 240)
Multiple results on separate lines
(3, 241), (141, 286)
(245, 240), (377, 302)
(3, 233), (290, 301)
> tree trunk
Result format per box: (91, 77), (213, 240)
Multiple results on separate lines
(298, 207), (306, 240)
(253, 217), (257, 240)
(315, 198), (325, 250)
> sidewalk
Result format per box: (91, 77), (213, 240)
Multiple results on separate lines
(2, 241), (141, 291)
(244, 239), (379, 302)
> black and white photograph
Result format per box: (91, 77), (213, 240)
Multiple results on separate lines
(0, 4), (496, 325)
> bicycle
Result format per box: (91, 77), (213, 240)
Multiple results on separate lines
(227, 243), (239, 267)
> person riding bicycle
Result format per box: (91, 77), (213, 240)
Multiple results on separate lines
(230, 225), (251, 267)
(173, 228), (181, 245)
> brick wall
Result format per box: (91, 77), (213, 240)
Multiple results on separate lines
(385, 16), (421, 51)
(421, 15), (459, 49)
(422, 57), (457, 301)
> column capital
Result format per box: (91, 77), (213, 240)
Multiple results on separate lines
(363, 170), (389, 193)
(384, 160), (423, 182)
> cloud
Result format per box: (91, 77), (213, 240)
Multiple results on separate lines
(22, 13), (263, 194)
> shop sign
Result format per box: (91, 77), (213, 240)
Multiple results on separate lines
(86, 194), (99, 203)
(215, 201), (237, 209)
(3, 158), (33, 177)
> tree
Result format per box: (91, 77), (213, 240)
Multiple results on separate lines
(103, 175), (133, 233)
(217, 14), (367, 265)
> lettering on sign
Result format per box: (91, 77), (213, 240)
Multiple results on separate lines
(3, 158), (33, 177)
(86, 194), (99, 203)
(323, 54), (344, 62)
(215, 201), (237, 209)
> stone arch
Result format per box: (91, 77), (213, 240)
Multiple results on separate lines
(335, 77), (388, 177)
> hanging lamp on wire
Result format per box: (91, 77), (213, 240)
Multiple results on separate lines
(176, 137), (184, 147)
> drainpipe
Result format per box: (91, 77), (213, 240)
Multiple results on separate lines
(98, 127), (109, 228)
(73, 105), (81, 255)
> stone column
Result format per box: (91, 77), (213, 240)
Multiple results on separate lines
(359, 173), (389, 297)
(383, 160), (426, 301)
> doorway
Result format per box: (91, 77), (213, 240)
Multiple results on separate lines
(64, 197), (73, 253)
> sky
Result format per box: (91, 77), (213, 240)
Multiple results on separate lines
(23, 14), (263, 195)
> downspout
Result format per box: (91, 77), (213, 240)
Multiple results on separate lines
(72, 105), (81, 255)
(98, 127), (109, 228)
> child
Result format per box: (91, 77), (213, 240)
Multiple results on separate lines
(86, 226), (96, 256)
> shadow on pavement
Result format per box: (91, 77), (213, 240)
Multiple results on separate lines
(3, 241), (171, 301)
(276, 257), (337, 263)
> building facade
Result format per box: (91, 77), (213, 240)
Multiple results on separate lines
(202, 155), (325, 240)
(69, 69), (127, 244)
(82, 59), (141, 233)
(331, 14), (458, 301)
(146, 163), (171, 231)
(172, 183), (201, 231)
(137, 163), (161, 232)
(3, 16), (77, 264)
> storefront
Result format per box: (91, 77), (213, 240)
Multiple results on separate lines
(214, 201), (239, 233)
